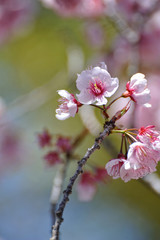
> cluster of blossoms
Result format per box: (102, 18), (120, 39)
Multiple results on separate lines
(56, 62), (151, 121)
(55, 62), (160, 183)
(37, 129), (72, 166)
(106, 126), (160, 182)
(37, 128), (108, 201)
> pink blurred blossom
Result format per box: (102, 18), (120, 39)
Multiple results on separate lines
(0, 125), (26, 173)
(76, 62), (119, 105)
(139, 11), (160, 68)
(94, 167), (109, 182)
(76, 171), (96, 201)
(37, 129), (52, 148)
(115, 0), (158, 21)
(84, 22), (105, 48)
(56, 90), (79, 120)
(56, 136), (72, 153)
(44, 151), (61, 166)
(41, 0), (104, 18)
(0, 0), (34, 44)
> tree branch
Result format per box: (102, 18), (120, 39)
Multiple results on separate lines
(50, 120), (116, 240)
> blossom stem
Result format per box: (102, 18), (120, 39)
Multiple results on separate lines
(125, 132), (137, 142)
(90, 104), (104, 111)
(106, 96), (122, 110)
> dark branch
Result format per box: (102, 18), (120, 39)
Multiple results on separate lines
(50, 120), (115, 240)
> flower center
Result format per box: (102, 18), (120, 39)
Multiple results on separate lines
(89, 79), (105, 96)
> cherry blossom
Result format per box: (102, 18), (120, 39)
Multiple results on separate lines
(123, 73), (151, 106)
(120, 161), (150, 182)
(56, 90), (79, 120)
(40, 0), (104, 18)
(76, 62), (119, 105)
(137, 126), (160, 152)
(121, 141), (160, 182)
(105, 155), (126, 179)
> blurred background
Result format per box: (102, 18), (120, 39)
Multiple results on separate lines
(1, 0), (160, 239)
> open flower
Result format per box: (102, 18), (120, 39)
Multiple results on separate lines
(120, 142), (160, 182)
(56, 90), (79, 120)
(123, 73), (151, 106)
(137, 125), (160, 152)
(76, 62), (119, 105)
(105, 155), (126, 179)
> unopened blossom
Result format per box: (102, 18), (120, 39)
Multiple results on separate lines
(56, 136), (72, 153)
(105, 155), (126, 179)
(56, 90), (79, 120)
(123, 73), (151, 106)
(40, 0), (104, 18)
(44, 151), (61, 166)
(76, 62), (119, 105)
(37, 129), (52, 148)
(76, 171), (96, 201)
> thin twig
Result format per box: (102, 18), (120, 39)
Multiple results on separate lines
(50, 161), (68, 227)
(50, 120), (116, 240)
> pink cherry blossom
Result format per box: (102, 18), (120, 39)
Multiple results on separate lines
(56, 90), (79, 120)
(137, 125), (159, 144)
(41, 0), (104, 18)
(137, 125), (160, 152)
(120, 161), (150, 182)
(105, 155), (126, 179)
(76, 171), (96, 201)
(123, 73), (151, 106)
(76, 62), (119, 105)
(125, 142), (159, 173)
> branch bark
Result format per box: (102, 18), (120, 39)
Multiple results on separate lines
(50, 120), (115, 240)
